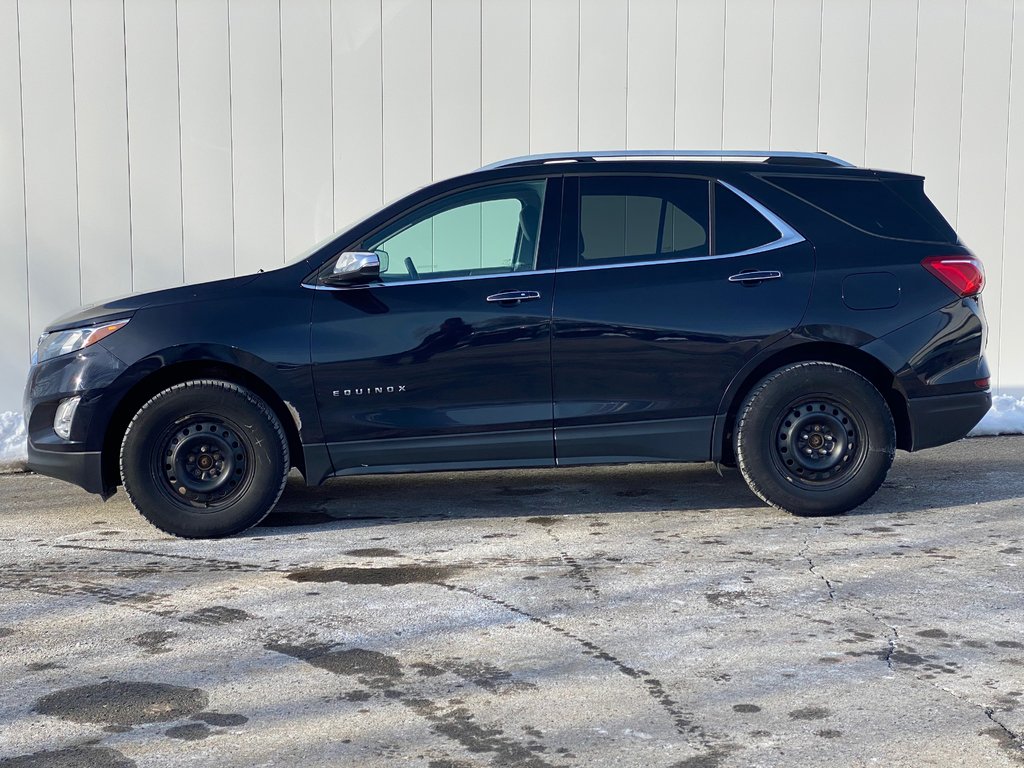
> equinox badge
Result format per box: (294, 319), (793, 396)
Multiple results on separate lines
(332, 385), (407, 397)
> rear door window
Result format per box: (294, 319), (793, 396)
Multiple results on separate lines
(575, 176), (710, 266)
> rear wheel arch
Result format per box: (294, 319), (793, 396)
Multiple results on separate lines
(101, 359), (305, 492)
(716, 341), (912, 464)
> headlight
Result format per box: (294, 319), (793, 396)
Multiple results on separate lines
(35, 319), (130, 363)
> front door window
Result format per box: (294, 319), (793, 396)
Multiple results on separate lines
(363, 181), (546, 282)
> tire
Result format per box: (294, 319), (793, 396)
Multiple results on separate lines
(734, 362), (895, 516)
(120, 380), (290, 538)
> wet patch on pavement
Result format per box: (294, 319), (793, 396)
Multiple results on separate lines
(128, 630), (176, 655)
(190, 712), (248, 727)
(34, 681), (208, 726)
(164, 723), (211, 741)
(343, 548), (401, 558)
(287, 564), (467, 586)
(0, 745), (136, 768)
(178, 606), (254, 626)
(265, 639), (559, 766)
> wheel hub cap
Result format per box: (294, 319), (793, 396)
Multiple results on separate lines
(161, 421), (248, 504)
(775, 400), (859, 486)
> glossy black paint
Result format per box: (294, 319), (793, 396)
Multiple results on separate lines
(23, 158), (991, 499)
(551, 175), (816, 462)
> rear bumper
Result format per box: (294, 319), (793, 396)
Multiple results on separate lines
(907, 390), (991, 451)
(26, 444), (112, 498)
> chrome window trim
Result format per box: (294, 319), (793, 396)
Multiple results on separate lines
(301, 180), (803, 290)
(558, 180), (803, 274)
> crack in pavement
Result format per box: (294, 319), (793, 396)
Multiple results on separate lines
(799, 526), (836, 602)
(797, 530), (1024, 761)
(438, 581), (736, 762)
(51, 543), (270, 572)
(533, 524), (601, 598)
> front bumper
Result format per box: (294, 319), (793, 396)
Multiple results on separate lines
(23, 342), (128, 498)
(26, 444), (111, 498)
(906, 389), (991, 451)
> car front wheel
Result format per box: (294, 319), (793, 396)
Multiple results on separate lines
(735, 362), (896, 516)
(119, 380), (290, 538)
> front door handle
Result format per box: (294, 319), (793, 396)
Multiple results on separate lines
(727, 270), (783, 285)
(486, 290), (541, 305)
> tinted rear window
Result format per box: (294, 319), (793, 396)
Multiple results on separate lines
(577, 176), (710, 266)
(767, 175), (951, 241)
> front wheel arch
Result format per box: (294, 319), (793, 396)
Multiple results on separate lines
(101, 359), (305, 493)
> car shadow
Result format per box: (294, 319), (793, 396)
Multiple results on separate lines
(252, 437), (1024, 536)
(257, 462), (760, 535)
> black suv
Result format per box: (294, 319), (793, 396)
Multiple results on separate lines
(24, 150), (991, 538)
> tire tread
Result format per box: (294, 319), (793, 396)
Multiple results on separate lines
(119, 379), (290, 538)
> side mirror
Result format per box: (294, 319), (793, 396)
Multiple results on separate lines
(322, 251), (381, 285)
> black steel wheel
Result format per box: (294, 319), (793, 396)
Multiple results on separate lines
(735, 362), (895, 516)
(155, 417), (252, 508)
(771, 397), (866, 490)
(120, 380), (289, 538)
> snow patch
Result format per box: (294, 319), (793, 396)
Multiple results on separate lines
(0, 411), (26, 468)
(969, 393), (1024, 436)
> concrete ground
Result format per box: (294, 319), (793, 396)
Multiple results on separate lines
(0, 437), (1022, 768)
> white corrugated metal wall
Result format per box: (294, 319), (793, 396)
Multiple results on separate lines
(1, 0), (1021, 413)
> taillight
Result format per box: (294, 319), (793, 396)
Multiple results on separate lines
(922, 254), (985, 297)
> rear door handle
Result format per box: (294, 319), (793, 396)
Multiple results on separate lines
(727, 270), (783, 284)
(486, 290), (541, 305)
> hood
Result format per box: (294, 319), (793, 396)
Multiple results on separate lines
(45, 273), (263, 332)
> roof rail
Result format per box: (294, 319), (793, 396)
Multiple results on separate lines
(478, 149), (855, 171)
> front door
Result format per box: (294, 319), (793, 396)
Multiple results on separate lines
(551, 173), (815, 464)
(311, 177), (561, 475)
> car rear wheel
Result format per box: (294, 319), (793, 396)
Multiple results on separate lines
(735, 362), (895, 516)
(120, 380), (289, 538)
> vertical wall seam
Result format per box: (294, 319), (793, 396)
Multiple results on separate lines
(379, 0), (384, 204)
(575, 0), (580, 151)
(814, 0), (823, 152)
(174, 0), (184, 283)
(528, 0), (532, 153)
(329, 0), (336, 228)
(121, 0), (134, 291)
(68, 0), (83, 305)
(909, 0), (921, 170)
(16, 0), (31, 351)
(429, 0), (434, 181)
(279, 0), (285, 262)
(624, 0), (631, 149)
(863, 0), (873, 164)
(954, 0), (969, 228)
(671, 0), (677, 149)
(226, 0), (236, 276)
(998, 0), (1015, 394)
(719, 0), (727, 150)
(478, 0), (482, 166)
(767, 0), (776, 148)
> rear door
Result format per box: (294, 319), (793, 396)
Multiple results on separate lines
(551, 173), (815, 464)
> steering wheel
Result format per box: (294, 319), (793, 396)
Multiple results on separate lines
(404, 256), (419, 279)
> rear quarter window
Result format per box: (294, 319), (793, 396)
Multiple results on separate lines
(714, 184), (781, 254)
(765, 175), (954, 242)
